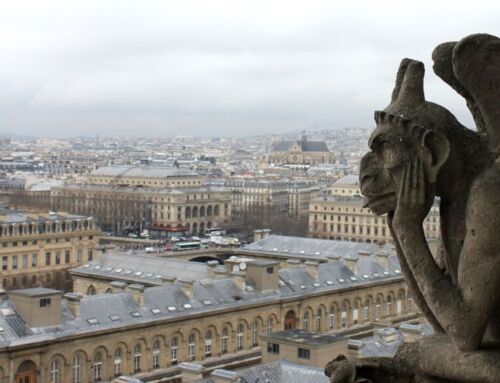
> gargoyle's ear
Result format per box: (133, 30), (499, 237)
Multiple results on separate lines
(420, 130), (450, 183)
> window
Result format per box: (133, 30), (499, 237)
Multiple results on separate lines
(364, 301), (370, 321)
(171, 337), (178, 364)
(45, 252), (51, 266)
(237, 323), (244, 350)
(267, 343), (280, 354)
(252, 321), (258, 346)
(328, 306), (335, 330)
(65, 250), (70, 264)
(153, 340), (161, 369)
(22, 255), (27, 269)
(375, 297), (382, 320)
(12, 255), (17, 270)
(188, 334), (196, 360)
(316, 309), (322, 332)
(341, 303), (348, 328)
(205, 330), (213, 356)
(55, 251), (61, 265)
(50, 359), (60, 383)
(2, 256), (7, 271)
(221, 327), (229, 353)
(40, 298), (52, 307)
(303, 312), (309, 331)
(133, 344), (142, 372)
(94, 352), (102, 381)
(114, 348), (122, 376)
(298, 348), (311, 359)
(386, 295), (393, 316)
(73, 355), (81, 383)
(88, 249), (93, 261)
(266, 318), (274, 333)
(76, 248), (82, 263)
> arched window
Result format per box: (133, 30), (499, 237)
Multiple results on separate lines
(341, 303), (348, 328)
(397, 291), (405, 315)
(328, 305), (336, 330)
(386, 295), (393, 316)
(205, 330), (213, 356)
(87, 285), (96, 296)
(114, 348), (122, 376)
(153, 340), (161, 369)
(407, 291), (414, 312)
(221, 327), (229, 353)
(170, 337), (178, 365)
(303, 311), (309, 331)
(73, 355), (81, 383)
(133, 344), (142, 372)
(316, 308), (323, 332)
(252, 321), (259, 346)
(266, 317), (274, 333)
(237, 323), (244, 350)
(353, 301), (360, 325)
(375, 297), (382, 320)
(364, 300), (370, 321)
(188, 333), (196, 360)
(50, 359), (60, 383)
(93, 352), (102, 382)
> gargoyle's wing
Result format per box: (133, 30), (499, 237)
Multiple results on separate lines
(453, 34), (500, 152)
(432, 41), (486, 133)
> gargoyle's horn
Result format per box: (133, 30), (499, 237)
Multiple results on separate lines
(391, 58), (412, 102)
(398, 60), (425, 106)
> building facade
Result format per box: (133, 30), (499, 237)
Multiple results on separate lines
(0, 209), (100, 290)
(0, 244), (415, 383)
(268, 133), (335, 165)
(308, 195), (440, 243)
(50, 166), (232, 235)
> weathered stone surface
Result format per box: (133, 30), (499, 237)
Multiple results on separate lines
(327, 33), (500, 382)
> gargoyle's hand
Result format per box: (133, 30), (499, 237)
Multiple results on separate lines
(393, 157), (428, 230)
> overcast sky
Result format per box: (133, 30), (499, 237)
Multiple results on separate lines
(0, 1), (498, 138)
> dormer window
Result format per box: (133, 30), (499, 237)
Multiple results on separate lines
(40, 298), (51, 307)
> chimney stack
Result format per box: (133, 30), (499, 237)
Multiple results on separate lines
(347, 339), (364, 358)
(111, 280), (128, 293)
(327, 255), (341, 264)
(344, 256), (359, 274)
(231, 271), (246, 290)
(286, 259), (302, 268)
(178, 279), (194, 300)
(128, 284), (145, 306)
(375, 251), (389, 270)
(64, 292), (82, 317)
(305, 260), (319, 280)
(210, 369), (240, 383)
(179, 362), (205, 382)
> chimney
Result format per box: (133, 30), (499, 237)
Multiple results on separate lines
(327, 255), (341, 264)
(347, 339), (364, 358)
(286, 259), (302, 268)
(375, 251), (389, 270)
(245, 260), (279, 292)
(357, 250), (371, 257)
(344, 256), (359, 274)
(128, 284), (145, 306)
(111, 280), (128, 293)
(178, 279), (194, 300)
(179, 362), (205, 382)
(64, 292), (82, 317)
(378, 327), (398, 343)
(305, 260), (319, 280)
(161, 276), (176, 285)
(231, 270), (246, 290)
(210, 369), (240, 383)
(399, 323), (422, 343)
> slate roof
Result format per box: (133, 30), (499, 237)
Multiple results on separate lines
(0, 209), (86, 224)
(91, 165), (198, 178)
(199, 360), (330, 383)
(71, 251), (210, 285)
(334, 175), (360, 185)
(261, 329), (343, 346)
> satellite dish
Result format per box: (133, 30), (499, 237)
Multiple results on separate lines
(240, 262), (247, 271)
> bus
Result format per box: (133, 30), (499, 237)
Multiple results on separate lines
(174, 241), (201, 251)
(204, 227), (226, 236)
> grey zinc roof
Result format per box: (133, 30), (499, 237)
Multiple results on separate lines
(91, 165), (198, 178)
(262, 329), (343, 346)
(71, 251), (210, 284)
(334, 174), (360, 185)
(0, 209), (86, 224)
(244, 235), (394, 259)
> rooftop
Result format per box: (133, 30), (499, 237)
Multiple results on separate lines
(91, 165), (199, 179)
(261, 329), (343, 347)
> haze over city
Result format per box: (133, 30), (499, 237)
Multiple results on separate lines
(1, 0), (499, 138)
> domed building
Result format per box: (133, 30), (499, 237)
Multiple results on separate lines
(268, 132), (335, 166)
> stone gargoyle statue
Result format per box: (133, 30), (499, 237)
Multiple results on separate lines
(325, 33), (500, 383)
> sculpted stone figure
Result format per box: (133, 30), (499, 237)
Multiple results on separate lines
(326, 34), (500, 382)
